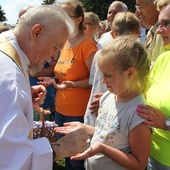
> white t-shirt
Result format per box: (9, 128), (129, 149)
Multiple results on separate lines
(97, 31), (114, 48)
(140, 27), (146, 44)
(84, 33), (114, 126)
(84, 51), (107, 126)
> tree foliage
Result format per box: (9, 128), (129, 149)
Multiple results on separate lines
(41, 0), (136, 20)
(80, 0), (136, 20)
(42, 0), (57, 5)
(0, 5), (7, 22)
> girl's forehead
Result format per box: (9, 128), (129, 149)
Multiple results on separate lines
(99, 60), (116, 69)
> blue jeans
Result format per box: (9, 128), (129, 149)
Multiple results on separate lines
(147, 156), (170, 170)
(55, 111), (85, 170)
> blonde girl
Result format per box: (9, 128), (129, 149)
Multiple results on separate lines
(55, 36), (151, 170)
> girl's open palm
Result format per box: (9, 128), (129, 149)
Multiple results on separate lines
(71, 142), (103, 160)
(54, 122), (84, 134)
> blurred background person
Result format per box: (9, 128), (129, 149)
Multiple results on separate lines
(95, 20), (110, 41)
(135, 0), (163, 68)
(98, 1), (128, 48)
(83, 11), (101, 49)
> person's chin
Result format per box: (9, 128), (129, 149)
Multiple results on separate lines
(162, 37), (169, 45)
(29, 68), (38, 76)
(107, 87), (113, 92)
(29, 65), (43, 76)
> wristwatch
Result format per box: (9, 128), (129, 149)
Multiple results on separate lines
(73, 81), (77, 88)
(165, 118), (170, 130)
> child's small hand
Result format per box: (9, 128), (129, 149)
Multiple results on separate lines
(71, 142), (103, 160)
(54, 122), (84, 134)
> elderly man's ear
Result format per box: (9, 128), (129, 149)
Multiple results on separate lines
(31, 24), (44, 40)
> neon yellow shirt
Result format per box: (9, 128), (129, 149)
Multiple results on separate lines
(146, 51), (170, 166)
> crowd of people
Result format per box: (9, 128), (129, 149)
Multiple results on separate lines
(0, 0), (170, 170)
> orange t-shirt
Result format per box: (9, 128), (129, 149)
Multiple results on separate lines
(54, 37), (98, 116)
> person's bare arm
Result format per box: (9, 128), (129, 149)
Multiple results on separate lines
(72, 123), (151, 170)
(54, 121), (95, 137)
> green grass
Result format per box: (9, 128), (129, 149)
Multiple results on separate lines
(53, 160), (66, 170)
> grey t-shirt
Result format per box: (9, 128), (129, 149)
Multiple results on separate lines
(86, 91), (146, 170)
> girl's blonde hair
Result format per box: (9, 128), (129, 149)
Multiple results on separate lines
(98, 36), (150, 93)
(111, 12), (140, 36)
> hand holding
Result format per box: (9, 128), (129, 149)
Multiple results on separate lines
(31, 85), (47, 105)
(38, 77), (53, 87)
(52, 80), (74, 90)
(89, 93), (103, 114)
